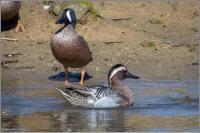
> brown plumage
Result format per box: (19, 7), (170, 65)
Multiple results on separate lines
(1, 1), (24, 32)
(50, 8), (92, 85)
(1, 1), (21, 21)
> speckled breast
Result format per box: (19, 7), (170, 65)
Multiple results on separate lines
(50, 25), (92, 68)
(1, 1), (21, 21)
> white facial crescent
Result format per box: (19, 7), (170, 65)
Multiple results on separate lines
(109, 66), (126, 82)
(66, 10), (72, 23)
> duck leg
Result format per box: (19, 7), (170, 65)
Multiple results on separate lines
(80, 67), (86, 85)
(64, 66), (69, 85)
(15, 16), (24, 32)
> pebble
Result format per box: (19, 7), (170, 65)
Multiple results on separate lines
(37, 40), (43, 44)
(43, 5), (50, 10)
(52, 66), (58, 71)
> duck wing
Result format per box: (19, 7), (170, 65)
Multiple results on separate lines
(65, 84), (94, 97)
(87, 85), (113, 99)
(64, 84), (113, 99)
(56, 88), (94, 107)
(77, 35), (93, 61)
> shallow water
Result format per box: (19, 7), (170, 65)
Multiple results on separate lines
(1, 72), (199, 132)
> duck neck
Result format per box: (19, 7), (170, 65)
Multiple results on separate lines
(110, 78), (134, 106)
(64, 22), (76, 29)
(110, 78), (124, 90)
(56, 24), (76, 35)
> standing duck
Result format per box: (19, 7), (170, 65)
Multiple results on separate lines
(1, 1), (24, 32)
(56, 64), (139, 108)
(50, 8), (93, 85)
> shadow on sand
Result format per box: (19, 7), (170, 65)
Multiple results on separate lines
(48, 72), (93, 83)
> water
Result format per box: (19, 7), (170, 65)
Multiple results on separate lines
(1, 74), (199, 132)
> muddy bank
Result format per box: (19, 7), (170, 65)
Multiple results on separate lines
(1, 1), (199, 83)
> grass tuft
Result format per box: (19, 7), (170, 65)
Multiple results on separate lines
(147, 41), (156, 47)
(149, 19), (164, 25)
(60, 3), (68, 10)
(80, 1), (99, 16)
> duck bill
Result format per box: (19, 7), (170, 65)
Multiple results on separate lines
(126, 72), (139, 79)
(55, 17), (65, 24)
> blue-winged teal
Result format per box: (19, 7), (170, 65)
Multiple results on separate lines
(50, 8), (93, 85)
(1, 1), (24, 32)
(56, 64), (139, 108)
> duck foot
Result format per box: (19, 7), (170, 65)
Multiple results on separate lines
(14, 20), (24, 32)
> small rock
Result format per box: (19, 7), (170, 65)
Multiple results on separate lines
(43, 5), (50, 10)
(51, 63), (62, 72)
(194, 34), (199, 41)
(49, 3), (62, 16)
(1, 62), (9, 69)
(4, 53), (21, 58)
(191, 27), (198, 32)
(39, 56), (44, 60)
(191, 62), (199, 66)
(52, 65), (58, 71)
(37, 40), (43, 44)
(141, 4), (145, 7)
(104, 58), (109, 61)
(166, 13), (170, 17)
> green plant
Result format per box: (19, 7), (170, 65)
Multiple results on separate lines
(149, 19), (164, 25)
(80, 1), (99, 16)
(60, 3), (68, 10)
(147, 41), (156, 47)
(155, 19), (164, 25)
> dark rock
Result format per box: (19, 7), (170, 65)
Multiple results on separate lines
(49, 2), (90, 24)
(52, 65), (58, 71)
(3, 60), (18, 64)
(191, 62), (199, 66)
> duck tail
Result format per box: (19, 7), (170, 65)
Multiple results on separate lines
(56, 88), (93, 108)
(56, 88), (72, 100)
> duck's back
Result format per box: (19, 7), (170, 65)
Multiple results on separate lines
(50, 25), (92, 68)
(1, 1), (21, 21)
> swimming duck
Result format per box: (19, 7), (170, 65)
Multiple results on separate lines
(1, 1), (24, 32)
(56, 64), (139, 108)
(50, 8), (93, 85)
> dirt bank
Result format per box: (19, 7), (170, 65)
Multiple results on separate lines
(1, 1), (199, 84)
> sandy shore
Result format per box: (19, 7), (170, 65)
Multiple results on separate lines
(1, 1), (199, 83)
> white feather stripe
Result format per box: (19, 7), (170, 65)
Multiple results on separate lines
(109, 66), (126, 80)
(66, 10), (72, 23)
(56, 88), (71, 99)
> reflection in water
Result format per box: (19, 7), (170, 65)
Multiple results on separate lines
(2, 95), (64, 115)
(1, 77), (199, 132)
(1, 112), (20, 132)
(52, 109), (126, 132)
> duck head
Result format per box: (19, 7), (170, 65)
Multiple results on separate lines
(108, 64), (139, 87)
(55, 8), (76, 28)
